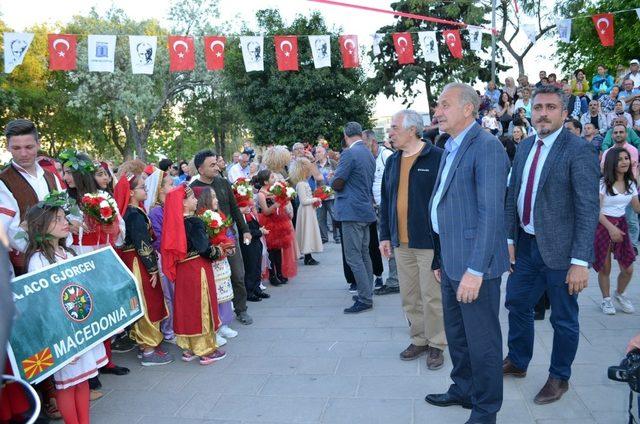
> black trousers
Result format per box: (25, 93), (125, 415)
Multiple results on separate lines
(240, 239), (263, 294)
(338, 221), (383, 285)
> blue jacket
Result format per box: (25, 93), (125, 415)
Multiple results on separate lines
(379, 142), (443, 250)
(591, 74), (614, 96)
(430, 123), (511, 280)
(332, 140), (376, 223)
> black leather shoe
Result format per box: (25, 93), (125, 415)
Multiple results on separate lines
(344, 301), (372, 314)
(277, 275), (288, 284)
(425, 393), (472, 409)
(100, 365), (130, 376)
(374, 285), (400, 295)
(247, 293), (262, 302)
(269, 276), (283, 286)
(256, 291), (271, 299)
(304, 256), (319, 265)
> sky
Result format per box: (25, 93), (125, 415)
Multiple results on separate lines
(1, 0), (559, 117)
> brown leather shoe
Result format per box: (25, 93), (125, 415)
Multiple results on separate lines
(426, 346), (444, 370)
(502, 357), (527, 378)
(400, 344), (428, 361)
(534, 376), (569, 404)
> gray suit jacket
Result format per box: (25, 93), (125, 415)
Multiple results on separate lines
(430, 123), (511, 281)
(505, 128), (600, 269)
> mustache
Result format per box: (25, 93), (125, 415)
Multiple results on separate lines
(536, 118), (552, 123)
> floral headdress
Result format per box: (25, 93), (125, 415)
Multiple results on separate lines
(58, 149), (96, 174)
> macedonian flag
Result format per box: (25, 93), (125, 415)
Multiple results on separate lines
(22, 347), (54, 379)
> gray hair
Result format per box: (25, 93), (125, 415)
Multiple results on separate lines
(292, 142), (304, 151)
(344, 121), (363, 138)
(532, 85), (567, 110)
(392, 109), (424, 137)
(362, 129), (376, 141)
(442, 83), (480, 116)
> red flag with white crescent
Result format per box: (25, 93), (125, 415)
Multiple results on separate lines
(274, 35), (299, 71)
(392, 32), (415, 64)
(443, 30), (463, 59)
(339, 35), (359, 68)
(48, 34), (77, 70)
(592, 13), (614, 47)
(168, 35), (195, 72)
(204, 36), (226, 70)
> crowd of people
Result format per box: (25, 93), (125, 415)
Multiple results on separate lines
(1, 59), (640, 424)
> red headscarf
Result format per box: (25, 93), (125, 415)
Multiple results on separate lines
(114, 174), (135, 216)
(161, 185), (188, 281)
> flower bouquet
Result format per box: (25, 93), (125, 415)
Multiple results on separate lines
(232, 177), (254, 208)
(268, 181), (296, 205)
(80, 193), (120, 235)
(198, 209), (235, 249)
(312, 185), (334, 208)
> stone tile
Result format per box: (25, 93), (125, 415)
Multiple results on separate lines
(268, 341), (362, 357)
(91, 389), (193, 416)
(296, 357), (340, 375)
(91, 412), (143, 424)
(304, 327), (392, 342)
(414, 398), (471, 422)
(260, 375), (359, 397)
(321, 398), (413, 423)
(227, 356), (302, 375)
(188, 373), (269, 395)
(335, 357), (420, 376)
(499, 399), (535, 423)
(175, 393), (221, 420)
(357, 375), (448, 399)
(204, 395), (327, 422)
(138, 418), (240, 424)
(573, 383), (629, 412)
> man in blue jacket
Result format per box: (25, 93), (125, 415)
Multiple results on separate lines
(379, 109), (446, 370)
(332, 122), (377, 313)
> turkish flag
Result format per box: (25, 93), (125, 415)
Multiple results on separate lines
(339, 35), (359, 68)
(443, 30), (463, 59)
(168, 35), (195, 72)
(592, 13), (614, 47)
(48, 34), (77, 70)
(204, 36), (226, 70)
(392, 32), (415, 64)
(274, 35), (298, 71)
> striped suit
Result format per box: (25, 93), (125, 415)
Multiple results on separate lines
(430, 122), (510, 423)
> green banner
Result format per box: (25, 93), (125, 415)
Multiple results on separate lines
(8, 247), (144, 385)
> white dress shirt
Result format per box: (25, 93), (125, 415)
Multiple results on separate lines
(227, 162), (250, 183)
(0, 161), (63, 251)
(509, 127), (587, 267)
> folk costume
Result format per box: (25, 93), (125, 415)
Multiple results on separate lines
(161, 185), (223, 357)
(114, 176), (167, 349)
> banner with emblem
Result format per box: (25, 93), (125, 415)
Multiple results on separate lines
(129, 35), (157, 74)
(3, 32), (34, 73)
(88, 34), (117, 72)
(7, 247), (144, 385)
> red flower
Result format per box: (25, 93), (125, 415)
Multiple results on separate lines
(100, 207), (113, 218)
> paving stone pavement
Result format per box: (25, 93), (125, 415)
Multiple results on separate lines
(91, 242), (637, 423)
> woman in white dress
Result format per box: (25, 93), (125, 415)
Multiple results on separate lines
(289, 158), (323, 265)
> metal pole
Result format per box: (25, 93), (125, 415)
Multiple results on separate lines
(491, 0), (497, 82)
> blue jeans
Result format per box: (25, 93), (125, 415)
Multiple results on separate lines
(505, 233), (580, 380)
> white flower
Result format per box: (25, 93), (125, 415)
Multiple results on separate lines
(286, 187), (296, 197)
(99, 200), (110, 208)
(237, 186), (247, 195)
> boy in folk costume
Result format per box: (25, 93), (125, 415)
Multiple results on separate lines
(114, 173), (174, 366)
(161, 185), (227, 365)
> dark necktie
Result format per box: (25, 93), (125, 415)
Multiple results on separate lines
(522, 139), (544, 226)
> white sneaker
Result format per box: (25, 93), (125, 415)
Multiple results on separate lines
(614, 292), (636, 314)
(219, 325), (238, 339)
(216, 333), (227, 347)
(601, 297), (616, 315)
(259, 283), (266, 290)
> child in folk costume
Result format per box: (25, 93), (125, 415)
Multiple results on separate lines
(93, 162), (115, 195)
(148, 170), (177, 344)
(60, 151), (129, 397)
(289, 158), (323, 265)
(114, 173), (174, 366)
(255, 170), (298, 286)
(193, 186), (239, 346)
(161, 185), (227, 365)
(23, 201), (108, 424)
(236, 177), (270, 302)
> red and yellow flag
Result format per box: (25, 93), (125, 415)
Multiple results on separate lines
(22, 347), (54, 379)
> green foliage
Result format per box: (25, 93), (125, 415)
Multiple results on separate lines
(222, 10), (372, 149)
(367, 0), (509, 109)
(555, 0), (640, 79)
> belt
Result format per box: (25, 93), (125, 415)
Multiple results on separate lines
(520, 231), (536, 239)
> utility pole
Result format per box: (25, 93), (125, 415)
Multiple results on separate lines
(491, 0), (497, 82)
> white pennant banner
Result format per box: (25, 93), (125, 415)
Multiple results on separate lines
(129, 35), (157, 74)
(556, 19), (572, 43)
(636, 8), (640, 19)
(240, 36), (264, 72)
(418, 31), (439, 65)
(371, 33), (383, 56)
(521, 24), (537, 44)
(3, 32), (34, 73)
(308, 35), (331, 69)
(88, 35), (117, 72)
(468, 28), (482, 52)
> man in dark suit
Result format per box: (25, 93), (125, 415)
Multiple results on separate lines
(425, 83), (510, 424)
(503, 85), (600, 404)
